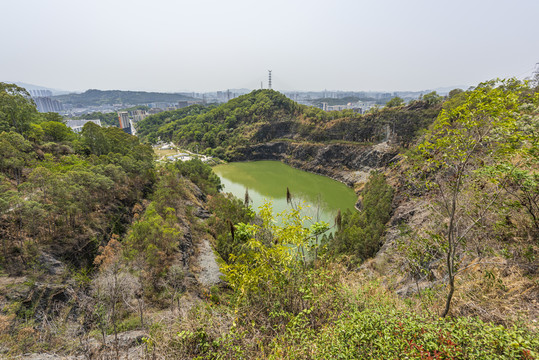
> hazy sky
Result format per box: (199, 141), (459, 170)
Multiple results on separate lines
(2, 0), (538, 92)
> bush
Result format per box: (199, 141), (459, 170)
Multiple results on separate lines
(330, 171), (393, 262)
(173, 158), (222, 194)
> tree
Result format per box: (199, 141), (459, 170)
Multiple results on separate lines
(410, 79), (529, 317)
(385, 97), (405, 108)
(421, 91), (443, 107)
(41, 121), (76, 142)
(220, 201), (329, 303)
(0, 131), (33, 185)
(93, 236), (136, 357)
(0, 83), (38, 134)
(331, 171), (393, 262)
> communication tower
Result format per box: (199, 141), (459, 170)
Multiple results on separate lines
(268, 70), (272, 89)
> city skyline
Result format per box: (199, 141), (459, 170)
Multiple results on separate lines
(2, 0), (538, 93)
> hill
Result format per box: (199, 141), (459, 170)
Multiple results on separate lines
(52, 89), (195, 106)
(137, 89), (441, 159)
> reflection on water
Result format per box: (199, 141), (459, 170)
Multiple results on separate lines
(213, 161), (357, 227)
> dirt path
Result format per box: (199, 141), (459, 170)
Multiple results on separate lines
(196, 239), (222, 287)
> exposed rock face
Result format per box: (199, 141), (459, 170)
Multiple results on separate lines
(38, 252), (66, 276)
(196, 239), (223, 287)
(233, 141), (399, 186)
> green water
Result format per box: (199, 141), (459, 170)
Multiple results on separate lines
(213, 161), (357, 227)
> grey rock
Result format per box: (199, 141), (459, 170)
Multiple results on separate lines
(38, 252), (65, 276)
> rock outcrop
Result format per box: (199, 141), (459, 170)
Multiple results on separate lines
(232, 141), (399, 186)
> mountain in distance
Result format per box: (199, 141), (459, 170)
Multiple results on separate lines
(51, 89), (197, 106)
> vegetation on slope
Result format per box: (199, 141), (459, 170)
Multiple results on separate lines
(0, 83), (155, 272)
(1, 80), (539, 359)
(136, 89), (442, 159)
(330, 171), (394, 263)
(135, 104), (214, 143)
(395, 79), (539, 318)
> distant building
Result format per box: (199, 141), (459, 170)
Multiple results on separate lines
(148, 108), (163, 115)
(118, 111), (130, 128)
(321, 102), (328, 111)
(65, 119), (102, 133)
(117, 111), (136, 135)
(130, 109), (148, 122)
(177, 101), (189, 108)
(33, 97), (63, 113)
(29, 89), (53, 97)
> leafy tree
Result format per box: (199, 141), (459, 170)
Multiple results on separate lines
(0, 131), (33, 184)
(421, 91), (443, 106)
(207, 193), (254, 263)
(385, 96), (405, 108)
(220, 202), (329, 302)
(124, 204), (181, 282)
(0, 82), (38, 134)
(173, 159), (222, 194)
(40, 121), (76, 142)
(409, 79), (531, 317)
(331, 172), (393, 262)
(40, 112), (64, 123)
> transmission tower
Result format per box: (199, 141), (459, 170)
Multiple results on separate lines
(268, 70), (272, 89)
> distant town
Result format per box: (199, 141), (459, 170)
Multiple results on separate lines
(18, 81), (457, 142)
(25, 85), (452, 116)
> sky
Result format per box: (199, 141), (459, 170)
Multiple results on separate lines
(1, 0), (538, 93)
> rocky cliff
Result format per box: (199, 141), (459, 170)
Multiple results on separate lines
(232, 141), (399, 187)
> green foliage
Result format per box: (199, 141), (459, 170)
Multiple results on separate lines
(173, 158), (222, 194)
(385, 96), (405, 108)
(137, 89), (441, 158)
(124, 204), (181, 279)
(0, 90), (156, 271)
(207, 193), (255, 262)
(218, 200), (334, 321)
(135, 104), (213, 143)
(408, 79), (537, 316)
(331, 171), (393, 262)
(40, 121), (76, 142)
(421, 91), (443, 106)
(0, 82), (39, 134)
(299, 309), (538, 359)
(0, 131), (33, 184)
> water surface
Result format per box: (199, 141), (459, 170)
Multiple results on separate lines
(213, 161), (357, 228)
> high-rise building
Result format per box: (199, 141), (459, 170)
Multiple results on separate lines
(33, 97), (63, 113)
(118, 111), (130, 129)
(117, 111), (136, 135)
(130, 109), (148, 122)
(29, 89), (53, 97)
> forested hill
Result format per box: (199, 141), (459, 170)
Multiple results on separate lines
(52, 89), (194, 106)
(136, 89), (442, 159)
(0, 82), (156, 269)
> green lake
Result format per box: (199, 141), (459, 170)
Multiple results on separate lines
(212, 161), (357, 227)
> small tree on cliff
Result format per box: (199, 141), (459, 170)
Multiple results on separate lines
(93, 235), (136, 356)
(409, 79), (528, 317)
